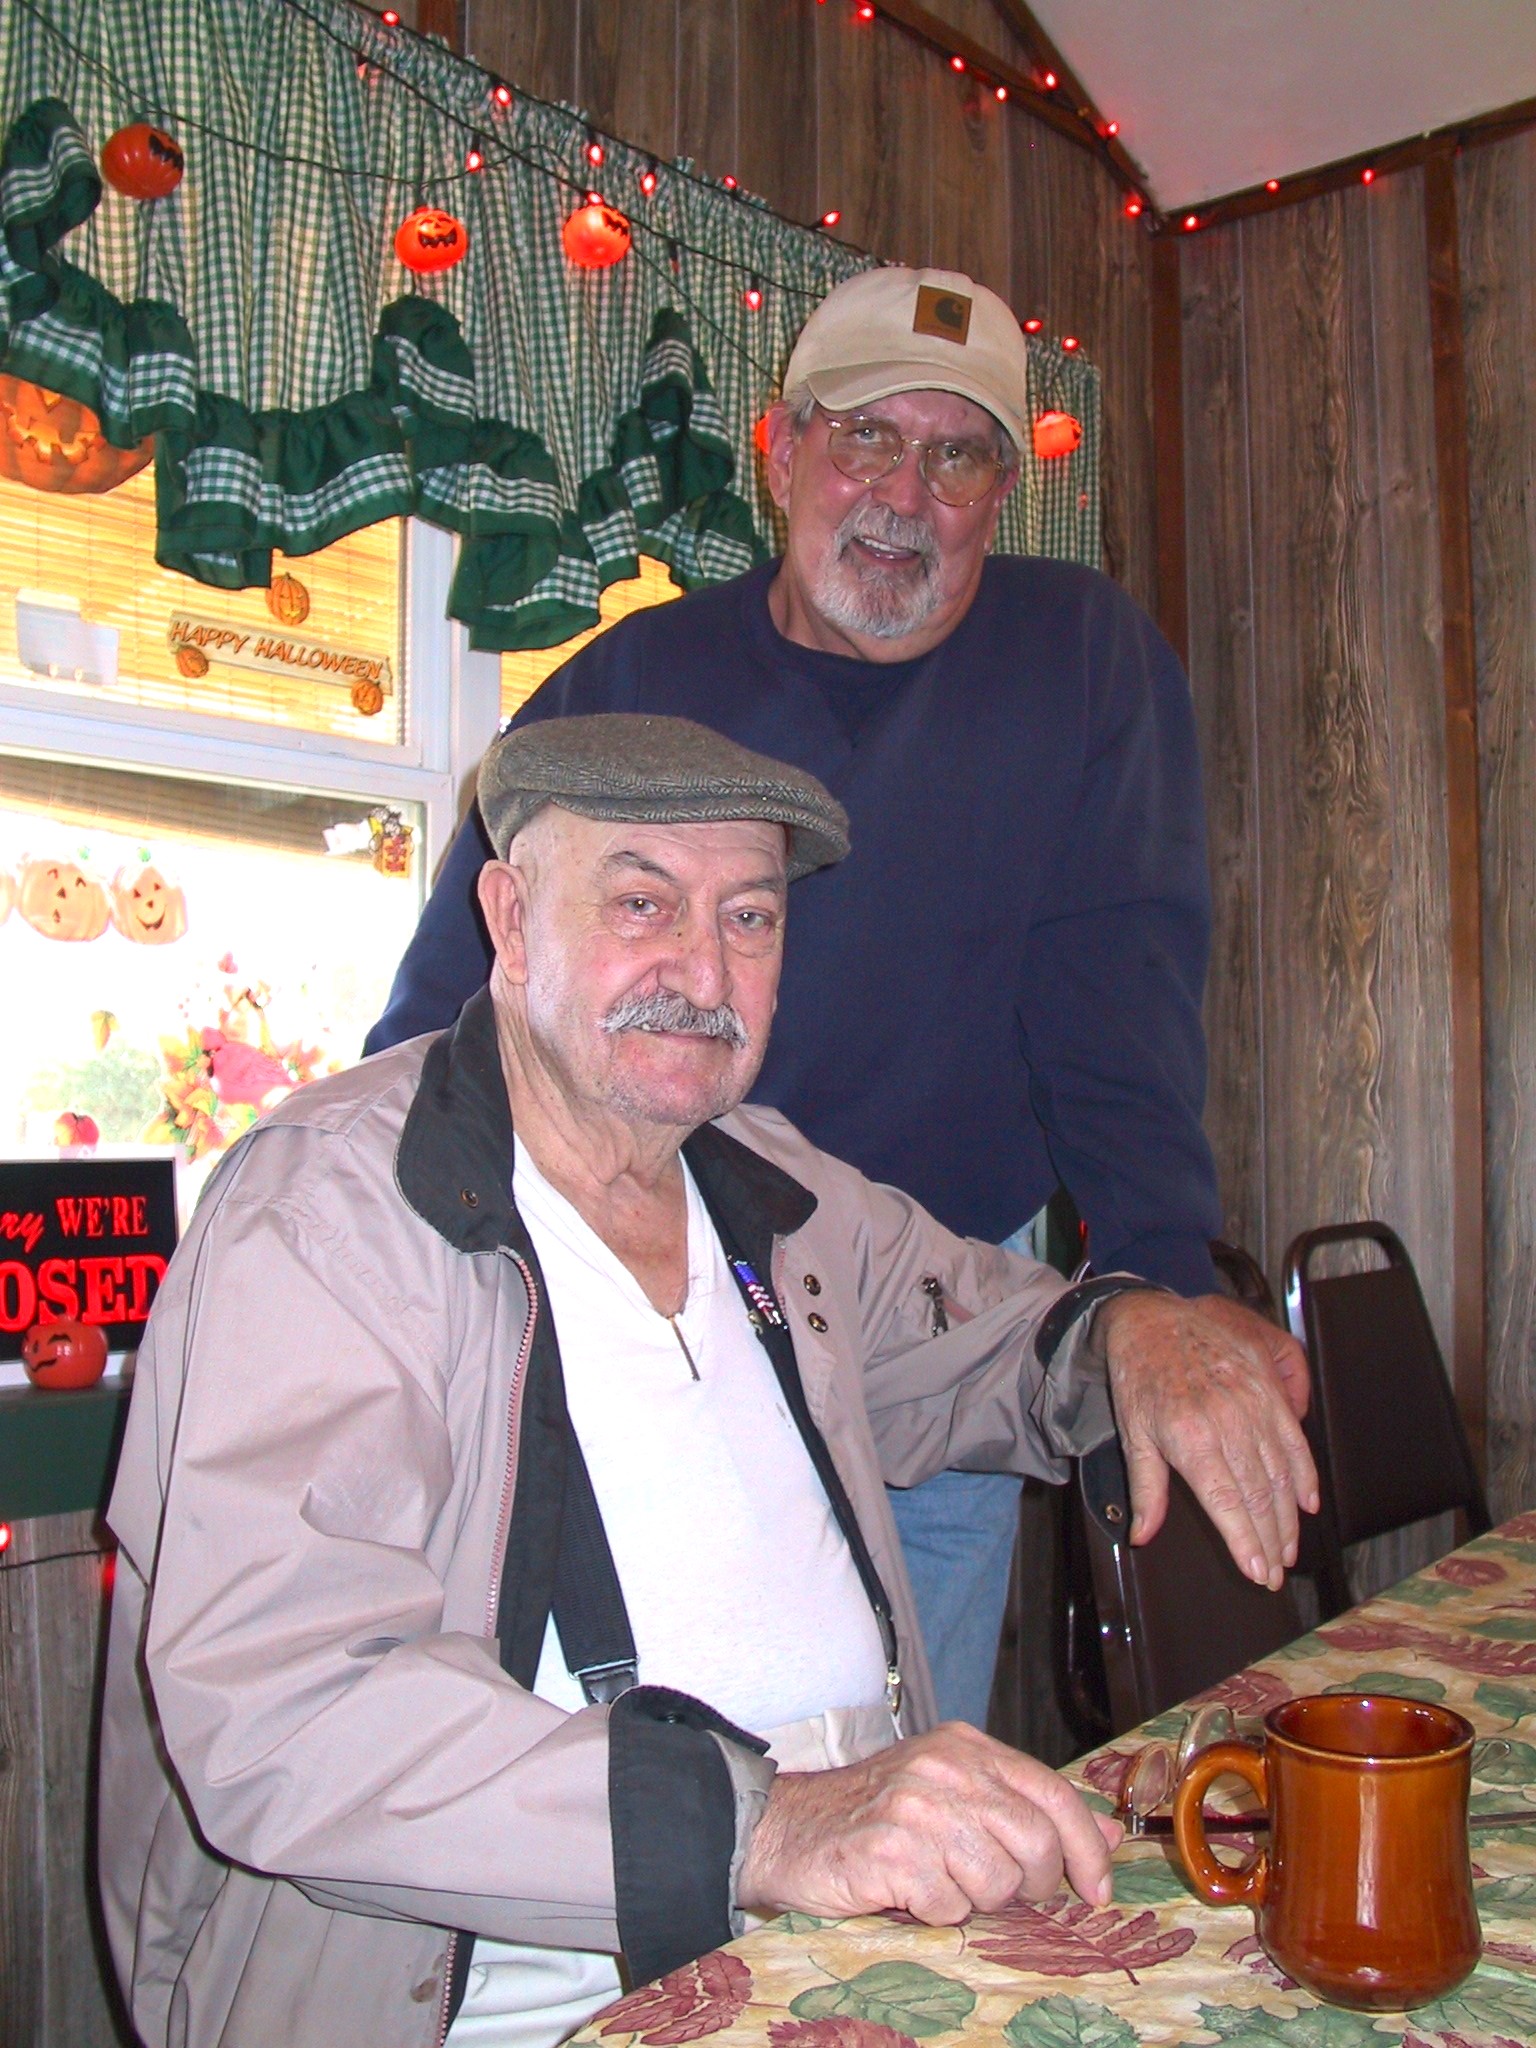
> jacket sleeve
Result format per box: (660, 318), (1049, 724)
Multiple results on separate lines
(363, 630), (645, 1055)
(1017, 583), (1222, 1297)
(124, 1133), (767, 1964)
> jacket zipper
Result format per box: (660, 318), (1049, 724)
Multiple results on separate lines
(437, 1251), (541, 2048)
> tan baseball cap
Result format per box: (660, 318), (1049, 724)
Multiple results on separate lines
(782, 265), (1029, 452)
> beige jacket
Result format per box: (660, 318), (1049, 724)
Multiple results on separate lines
(99, 991), (1115, 2048)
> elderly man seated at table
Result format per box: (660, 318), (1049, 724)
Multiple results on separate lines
(98, 714), (1315, 2048)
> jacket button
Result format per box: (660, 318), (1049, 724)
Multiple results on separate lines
(803, 1274), (822, 1295)
(460, 1188), (479, 1208)
(807, 1312), (828, 1333)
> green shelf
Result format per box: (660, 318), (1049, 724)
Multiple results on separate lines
(0, 1381), (131, 1521)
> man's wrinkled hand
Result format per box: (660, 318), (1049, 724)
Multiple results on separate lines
(736, 1722), (1121, 1926)
(1097, 1291), (1320, 1591)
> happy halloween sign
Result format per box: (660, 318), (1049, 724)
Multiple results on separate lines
(167, 613), (394, 692)
(0, 1159), (178, 1361)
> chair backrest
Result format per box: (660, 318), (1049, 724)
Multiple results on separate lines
(1075, 1435), (1304, 1735)
(1281, 1222), (1490, 1618)
(1210, 1238), (1281, 1323)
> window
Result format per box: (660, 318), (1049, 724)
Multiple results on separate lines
(1, 478), (502, 1233)
(500, 557), (681, 719)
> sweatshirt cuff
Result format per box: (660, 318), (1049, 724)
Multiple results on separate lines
(711, 1733), (779, 1936)
(608, 1686), (769, 1984)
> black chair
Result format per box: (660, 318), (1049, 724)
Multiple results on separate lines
(1281, 1222), (1490, 1621)
(1210, 1238), (1281, 1322)
(1072, 1434), (1304, 1735)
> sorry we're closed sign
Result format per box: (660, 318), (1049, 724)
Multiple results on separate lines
(0, 1158), (178, 1361)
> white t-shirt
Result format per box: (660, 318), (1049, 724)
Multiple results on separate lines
(448, 1144), (887, 2047)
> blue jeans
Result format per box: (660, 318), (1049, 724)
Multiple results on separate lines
(886, 1216), (1038, 1727)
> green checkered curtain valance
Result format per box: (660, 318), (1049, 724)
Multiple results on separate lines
(0, 0), (1102, 650)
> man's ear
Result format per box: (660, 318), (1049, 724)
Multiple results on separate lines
(763, 402), (798, 515)
(477, 860), (530, 985)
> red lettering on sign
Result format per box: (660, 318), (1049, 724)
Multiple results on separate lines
(123, 1253), (167, 1320)
(131, 1195), (147, 1234)
(79, 1256), (126, 1323)
(0, 1261), (38, 1332)
(37, 1257), (81, 1320)
(0, 1210), (45, 1255)
(55, 1196), (85, 1236)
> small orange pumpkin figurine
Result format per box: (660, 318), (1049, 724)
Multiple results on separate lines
(394, 207), (468, 274)
(101, 123), (185, 201)
(18, 859), (110, 941)
(351, 678), (385, 716)
(1032, 410), (1083, 461)
(111, 864), (187, 946)
(267, 572), (310, 626)
(174, 643), (209, 678)
(562, 200), (631, 270)
(22, 1319), (109, 1391)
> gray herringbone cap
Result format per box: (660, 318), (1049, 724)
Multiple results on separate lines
(478, 713), (851, 880)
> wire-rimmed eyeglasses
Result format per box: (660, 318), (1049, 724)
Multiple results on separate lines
(817, 406), (1012, 508)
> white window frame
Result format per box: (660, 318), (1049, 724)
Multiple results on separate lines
(0, 520), (502, 881)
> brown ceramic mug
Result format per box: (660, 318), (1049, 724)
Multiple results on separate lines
(1171, 1693), (1481, 2010)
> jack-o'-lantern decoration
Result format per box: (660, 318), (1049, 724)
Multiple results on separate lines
(0, 866), (14, 926)
(111, 864), (187, 946)
(100, 123), (184, 201)
(1032, 409), (1083, 461)
(351, 678), (385, 716)
(18, 859), (110, 941)
(394, 206), (468, 274)
(22, 1318), (109, 1391)
(267, 572), (311, 625)
(54, 1111), (100, 1148)
(562, 200), (631, 270)
(175, 643), (209, 678)
(0, 376), (155, 495)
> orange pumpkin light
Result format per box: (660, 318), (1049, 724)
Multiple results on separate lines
(101, 123), (184, 201)
(394, 207), (468, 274)
(22, 1318), (109, 1391)
(267, 572), (310, 625)
(0, 377), (154, 495)
(563, 200), (631, 270)
(1033, 409), (1083, 461)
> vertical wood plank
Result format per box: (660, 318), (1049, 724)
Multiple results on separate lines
(578, 0), (678, 165)
(1181, 221), (1265, 1257)
(1150, 235), (1187, 665)
(1459, 130), (1536, 1520)
(462, 0), (577, 105)
(677, 0), (738, 180)
(927, 65), (1011, 298)
(814, 3), (932, 272)
(0, 1551), (46, 2048)
(1423, 146), (1488, 1477)
(736, 0), (817, 223)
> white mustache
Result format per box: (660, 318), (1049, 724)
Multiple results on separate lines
(835, 500), (941, 571)
(602, 990), (749, 1049)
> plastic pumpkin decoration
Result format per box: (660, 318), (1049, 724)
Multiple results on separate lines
(0, 866), (14, 926)
(0, 376), (155, 494)
(18, 859), (110, 941)
(22, 1318), (109, 1391)
(394, 207), (468, 274)
(563, 201), (631, 270)
(1032, 409), (1083, 461)
(101, 123), (184, 201)
(111, 864), (187, 946)
(53, 1111), (100, 1148)
(267, 572), (311, 625)
(175, 644), (209, 678)
(351, 678), (385, 716)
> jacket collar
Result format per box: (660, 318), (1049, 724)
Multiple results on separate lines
(396, 986), (817, 1259)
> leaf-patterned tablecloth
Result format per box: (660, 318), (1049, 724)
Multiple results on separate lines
(573, 1513), (1536, 2048)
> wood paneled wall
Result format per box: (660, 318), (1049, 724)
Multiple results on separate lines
(462, 0), (1159, 610)
(1179, 141), (1536, 1538)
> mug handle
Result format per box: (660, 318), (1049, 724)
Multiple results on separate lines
(1171, 1742), (1270, 1907)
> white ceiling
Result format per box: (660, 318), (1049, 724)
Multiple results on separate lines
(1026, 0), (1536, 210)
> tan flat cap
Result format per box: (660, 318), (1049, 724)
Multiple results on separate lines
(478, 713), (850, 881)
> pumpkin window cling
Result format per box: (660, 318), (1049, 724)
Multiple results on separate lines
(267, 572), (310, 626)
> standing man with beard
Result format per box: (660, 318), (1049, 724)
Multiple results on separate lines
(365, 267), (1246, 1729)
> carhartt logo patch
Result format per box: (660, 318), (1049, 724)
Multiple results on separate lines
(913, 285), (972, 344)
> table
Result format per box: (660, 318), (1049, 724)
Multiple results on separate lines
(575, 1513), (1536, 2048)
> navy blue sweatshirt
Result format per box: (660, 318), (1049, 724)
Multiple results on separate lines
(366, 557), (1221, 1294)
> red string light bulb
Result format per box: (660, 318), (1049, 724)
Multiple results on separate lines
(1124, 197), (1143, 217)
(465, 146), (483, 173)
(743, 278), (763, 312)
(1022, 317), (1043, 333)
(820, 208), (841, 228)
(950, 54), (966, 73)
(995, 85), (1008, 102)
(1061, 336), (1080, 352)
(639, 163), (658, 197)
(493, 83), (513, 107)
